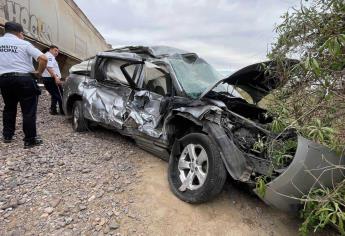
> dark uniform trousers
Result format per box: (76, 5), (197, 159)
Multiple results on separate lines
(43, 77), (63, 113)
(0, 75), (39, 141)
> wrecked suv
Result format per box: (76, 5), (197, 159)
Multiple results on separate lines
(63, 46), (344, 212)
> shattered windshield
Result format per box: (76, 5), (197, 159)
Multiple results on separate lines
(169, 55), (241, 99)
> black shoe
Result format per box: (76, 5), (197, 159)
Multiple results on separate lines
(24, 137), (43, 149)
(3, 136), (13, 143)
(50, 110), (58, 115)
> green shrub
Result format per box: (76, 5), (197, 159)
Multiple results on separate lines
(268, 0), (345, 234)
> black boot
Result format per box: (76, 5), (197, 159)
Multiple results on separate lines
(3, 136), (13, 143)
(59, 107), (65, 116)
(24, 137), (43, 149)
(49, 109), (58, 115)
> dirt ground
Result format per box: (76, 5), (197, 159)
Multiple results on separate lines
(0, 92), (336, 236)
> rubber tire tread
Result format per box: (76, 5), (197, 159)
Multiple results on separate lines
(168, 132), (227, 203)
(72, 101), (88, 132)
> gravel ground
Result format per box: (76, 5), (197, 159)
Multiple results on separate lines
(0, 92), (148, 235)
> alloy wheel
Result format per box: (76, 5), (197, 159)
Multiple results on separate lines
(178, 144), (209, 191)
(73, 105), (80, 130)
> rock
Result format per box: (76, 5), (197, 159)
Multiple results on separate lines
(57, 161), (65, 166)
(99, 218), (106, 226)
(51, 198), (61, 208)
(1, 199), (18, 210)
(79, 205), (87, 211)
(96, 190), (104, 198)
(88, 195), (96, 202)
(17, 198), (26, 205)
(106, 210), (113, 217)
(95, 225), (102, 231)
(106, 187), (115, 192)
(128, 213), (136, 219)
(113, 211), (120, 217)
(124, 207), (129, 214)
(44, 207), (54, 214)
(41, 213), (49, 218)
(103, 225), (110, 234)
(65, 217), (73, 225)
(3, 211), (12, 219)
(82, 169), (91, 174)
(56, 219), (66, 228)
(109, 221), (120, 230)
(60, 207), (71, 216)
(103, 155), (113, 161)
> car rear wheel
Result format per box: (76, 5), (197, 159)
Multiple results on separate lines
(168, 133), (227, 203)
(72, 101), (88, 132)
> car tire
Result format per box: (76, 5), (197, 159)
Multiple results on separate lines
(72, 101), (88, 132)
(168, 132), (227, 203)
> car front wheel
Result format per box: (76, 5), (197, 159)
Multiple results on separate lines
(72, 101), (88, 132)
(168, 132), (227, 203)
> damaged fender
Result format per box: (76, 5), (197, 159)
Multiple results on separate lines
(203, 122), (252, 181)
(165, 104), (252, 181)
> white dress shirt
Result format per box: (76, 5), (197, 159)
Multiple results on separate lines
(0, 33), (43, 75)
(42, 51), (61, 78)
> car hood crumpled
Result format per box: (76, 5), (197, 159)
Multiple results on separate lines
(200, 59), (299, 103)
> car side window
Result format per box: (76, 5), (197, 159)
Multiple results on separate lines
(126, 64), (142, 84)
(142, 65), (171, 96)
(94, 57), (143, 88)
(103, 59), (130, 85)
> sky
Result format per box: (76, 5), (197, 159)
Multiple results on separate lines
(74, 0), (299, 74)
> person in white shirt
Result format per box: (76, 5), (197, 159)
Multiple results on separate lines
(42, 45), (64, 115)
(0, 21), (47, 148)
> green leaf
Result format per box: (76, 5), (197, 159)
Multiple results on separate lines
(322, 127), (334, 134)
(331, 213), (337, 224)
(255, 177), (267, 198)
(338, 34), (345, 45)
(311, 58), (321, 76)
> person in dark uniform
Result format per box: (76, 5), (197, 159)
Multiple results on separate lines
(42, 45), (64, 115)
(0, 22), (48, 148)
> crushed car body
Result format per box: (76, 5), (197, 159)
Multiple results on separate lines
(63, 46), (345, 212)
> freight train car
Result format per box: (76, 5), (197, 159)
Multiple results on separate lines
(0, 0), (111, 77)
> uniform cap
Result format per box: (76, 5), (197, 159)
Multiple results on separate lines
(4, 21), (24, 33)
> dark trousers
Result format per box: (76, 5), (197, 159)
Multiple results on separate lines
(0, 75), (39, 141)
(43, 77), (63, 112)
